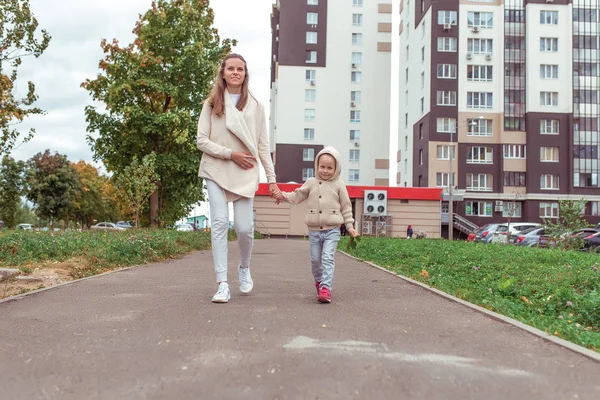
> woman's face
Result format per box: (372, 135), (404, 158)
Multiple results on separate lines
(223, 58), (246, 90)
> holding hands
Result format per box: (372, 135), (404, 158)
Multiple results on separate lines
(347, 227), (358, 238)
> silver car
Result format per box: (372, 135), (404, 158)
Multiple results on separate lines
(514, 226), (545, 247)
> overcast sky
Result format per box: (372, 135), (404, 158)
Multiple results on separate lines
(12, 0), (275, 169)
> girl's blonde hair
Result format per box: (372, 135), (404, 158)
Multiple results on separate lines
(207, 53), (249, 116)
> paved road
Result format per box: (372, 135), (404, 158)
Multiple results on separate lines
(1, 239), (599, 399)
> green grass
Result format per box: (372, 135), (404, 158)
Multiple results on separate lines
(0, 229), (212, 278)
(339, 236), (600, 352)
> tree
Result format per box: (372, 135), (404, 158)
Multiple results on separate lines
(25, 150), (81, 228)
(543, 199), (589, 250)
(82, 0), (234, 227)
(0, 0), (51, 155)
(71, 160), (119, 228)
(114, 153), (159, 228)
(0, 155), (25, 228)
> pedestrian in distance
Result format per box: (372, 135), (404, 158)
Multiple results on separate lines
(407, 224), (413, 239)
(197, 53), (281, 303)
(274, 147), (357, 303)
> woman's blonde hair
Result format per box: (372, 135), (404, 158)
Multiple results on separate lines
(207, 53), (249, 116)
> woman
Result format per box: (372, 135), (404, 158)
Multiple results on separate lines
(197, 53), (280, 303)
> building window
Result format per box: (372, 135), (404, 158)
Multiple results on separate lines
(304, 128), (315, 141)
(351, 91), (361, 104)
(305, 69), (316, 81)
(540, 147), (559, 162)
(350, 130), (360, 141)
(540, 10), (558, 25)
(304, 109), (315, 122)
(540, 202), (559, 218)
(466, 173), (493, 192)
(465, 201), (493, 217)
(467, 119), (493, 136)
(303, 148), (315, 161)
(349, 149), (360, 162)
(405, 67), (409, 82)
(467, 12), (493, 28)
(436, 172), (455, 187)
(352, 33), (363, 45)
(302, 168), (314, 181)
(436, 118), (456, 133)
(307, 0), (318, 4)
(352, 0), (363, 7)
(467, 65), (493, 81)
(307, 12), (318, 24)
(422, 21), (426, 38)
(467, 38), (493, 54)
(540, 119), (559, 134)
(349, 169), (360, 182)
(420, 97), (424, 113)
(436, 91), (457, 106)
(592, 202), (600, 216)
(306, 31), (317, 44)
(305, 89), (316, 102)
(306, 51), (317, 63)
(437, 37), (457, 52)
(350, 110), (361, 123)
(437, 10), (457, 25)
(436, 145), (455, 160)
(573, 8), (599, 22)
(351, 71), (362, 83)
(503, 144), (526, 159)
(419, 149), (423, 165)
(505, 10), (524, 23)
(437, 64), (456, 79)
(467, 146), (493, 164)
(351, 52), (362, 65)
(574, 172), (599, 187)
(575, 90), (599, 104)
(404, 113), (408, 128)
(540, 37), (558, 52)
(575, 145), (599, 160)
(467, 92), (493, 109)
(540, 65), (558, 79)
(504, 172), (526, 187)
(421, 46), (425, 62)
(502, 202), (522, 218)
(541, 174), (559, 190)
(421, 72), (425, 88)
(405, 90), (409, 106)
(352, 14), (363, 26)
(540, 92), (558, 106)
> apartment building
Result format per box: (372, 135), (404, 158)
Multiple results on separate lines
(270, 0), (393, 185)
(400, 0), (600, 233)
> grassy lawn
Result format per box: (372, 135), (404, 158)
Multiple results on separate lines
(339, 236), (600, 353)
(0, 229), (212, 279)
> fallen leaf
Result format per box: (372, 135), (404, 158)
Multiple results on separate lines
(420, 269), (429, 278)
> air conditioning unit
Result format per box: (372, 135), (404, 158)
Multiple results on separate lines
(376, 221), (387, 236)
(351, 101), (356, 107)
(485, 54), (492, 61)
(443, 23), (451, 31)
(364, 190), (388, 216)
(310, 80), (315, 86)
(352, 63), (357, 68)
(495, 200), (504, 206)
(466, 53), (473, 60)
(495, 205), (504, 212)
(362, 221), (372, 235)
(472, 26), (480, 33)
(354, 141), (360, 147)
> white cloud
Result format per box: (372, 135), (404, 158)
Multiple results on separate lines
(11, 0), (275, 170)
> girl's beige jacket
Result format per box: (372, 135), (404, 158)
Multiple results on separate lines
(196, 90), (276, 202)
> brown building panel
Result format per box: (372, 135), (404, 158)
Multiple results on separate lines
(275, 143), (324, 183)
(413, 113), (432, 187)
(377, 42), (392, 52)
(375, 159), (390, 169)
(379, 4), (393, 14)
(378, 22), (392, 32)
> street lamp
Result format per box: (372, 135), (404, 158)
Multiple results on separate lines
(448, 116), (484, 240)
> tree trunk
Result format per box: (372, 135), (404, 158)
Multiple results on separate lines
(150, 190), (159, 228)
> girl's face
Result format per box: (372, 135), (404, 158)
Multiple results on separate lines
(223, 58), (246, 89)
(318, 154), (336, 180)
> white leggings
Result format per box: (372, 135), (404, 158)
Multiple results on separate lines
(205, 179), (254, 283)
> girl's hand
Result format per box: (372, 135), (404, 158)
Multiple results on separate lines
(231, 151), (256, 170)
(347, 228), (358, 238)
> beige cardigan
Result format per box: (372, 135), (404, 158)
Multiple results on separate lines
(196, 90), (276, 202)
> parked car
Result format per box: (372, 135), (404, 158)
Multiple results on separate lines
(514, 226), (546, 247)
(582, 231), (600, 251)
(472, 223), (504, 244)
(491, 222), (542, 244)
(116, 221), (133, 229)
(90, 222), (125, 232)
(537, 228), (600, 249)
(175, 223), (194, 232)
(17, 223), (34, 230)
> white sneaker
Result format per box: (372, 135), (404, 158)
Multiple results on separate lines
(212, 282), (231, 303)
(238, 266), (253, 294)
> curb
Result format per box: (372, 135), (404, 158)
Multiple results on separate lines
(338, 250), (600, 363)
(0, 263), (147, 305)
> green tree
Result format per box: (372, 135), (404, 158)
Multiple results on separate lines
(82, 0), (234, 227)
(25, 150), (81, 228)
(71, 160), (119, 228)
(0, 0), (51, 155)
(115, 153), (159, 228)
(543, 199), (589, 250)
(0, 155), (25, 227)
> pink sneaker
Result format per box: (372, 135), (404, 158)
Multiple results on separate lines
(317, 287), (331, 303)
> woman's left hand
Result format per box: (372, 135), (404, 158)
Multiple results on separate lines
(269, 183), (281, 198)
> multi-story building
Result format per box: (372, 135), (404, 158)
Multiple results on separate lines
(400, 0), (600, 235)
(270, 0), (394, 185)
